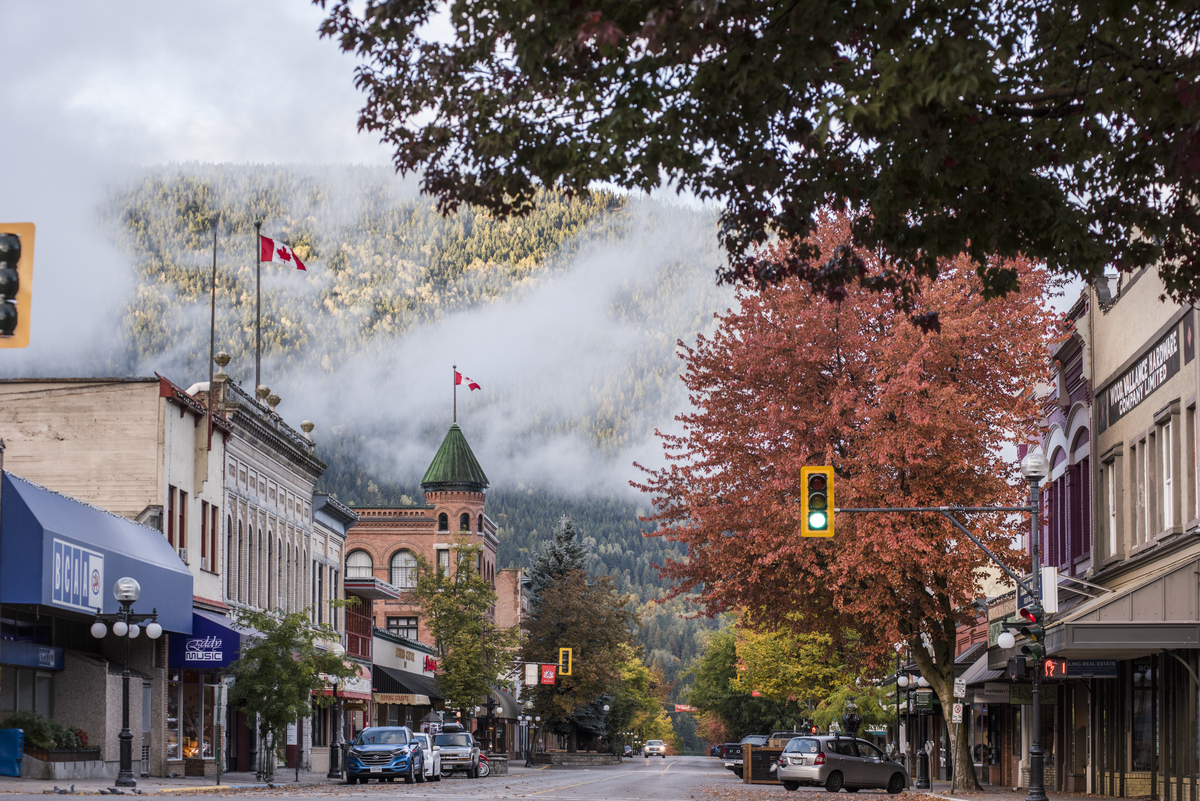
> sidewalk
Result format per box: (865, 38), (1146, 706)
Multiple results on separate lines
(0, 769), (344, 795)
(923, 779), (1140, 801)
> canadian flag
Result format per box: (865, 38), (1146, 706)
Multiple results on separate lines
(259, 235), (307, 271)
(455, 371), (481, 391)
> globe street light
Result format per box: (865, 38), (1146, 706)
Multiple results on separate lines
(91, 578), (162, 788)
(326, 642), (345, 780)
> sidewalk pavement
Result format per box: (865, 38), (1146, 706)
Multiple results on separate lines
(923, 779), (1139, 801)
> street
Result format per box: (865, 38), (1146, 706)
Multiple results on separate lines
(0, 757), (812, 801)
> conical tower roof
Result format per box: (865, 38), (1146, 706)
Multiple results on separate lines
(421, 423), (489, 492)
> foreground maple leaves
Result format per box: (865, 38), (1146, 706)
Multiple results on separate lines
(635, 211), (1057, 791)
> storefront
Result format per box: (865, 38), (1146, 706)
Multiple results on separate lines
(166, 611), (242, 775)
(0, 472), (194, 777)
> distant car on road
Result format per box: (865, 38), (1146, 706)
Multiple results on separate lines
(644, 739), (667, 758)
(723, 734), (771, 776)
(433, 724), (481, 778)
(623, 744), (633, 757)
(776, 735), (909, 794)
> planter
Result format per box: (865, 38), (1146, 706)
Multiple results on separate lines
(24, 747), (100, 763)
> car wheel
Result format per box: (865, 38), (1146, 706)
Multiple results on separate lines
(661, 754), (666, 759)
(405, 761), (416, 784)
(433, 765), (442, 782)
(887, 773), (905, 794)
(417, 761), (427, 783)
(782, 781), (800, 792)
(845, 788), (859, 793)
(645, 754), (650, 759)
(825, 771), (844, 792)
(734, 769), (743, 778)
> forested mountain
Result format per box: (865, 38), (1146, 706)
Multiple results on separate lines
(85, 165), (727, 705)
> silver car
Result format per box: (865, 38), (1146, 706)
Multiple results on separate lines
(411, 732), (442, 782)
(644, 739), (667, 758)
(776, 736), (908, 794)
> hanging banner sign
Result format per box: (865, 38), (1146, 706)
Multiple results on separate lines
(524, 662), (539, 686)
(1103, 324), (1180, 429)
(540, 664), (557, 684)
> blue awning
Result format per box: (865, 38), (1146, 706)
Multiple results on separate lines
(168, 610), (245, 669)
(1, 473), (193, 634)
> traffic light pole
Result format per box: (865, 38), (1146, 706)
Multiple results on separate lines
(838, 488), (1048, 801)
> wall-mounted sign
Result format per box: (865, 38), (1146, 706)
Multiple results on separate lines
(1009, 684), (1058, 705)
(51, 538), (104, 613)
(978, 683), (1010, 703)
(1067, 659), (1118, 678)
(1102, 324), (1180, 430)
(913, 689), (933, 710)
(168, 612), (239, 669)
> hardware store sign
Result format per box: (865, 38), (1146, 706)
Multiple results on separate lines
(1106, 326), (1180, 427)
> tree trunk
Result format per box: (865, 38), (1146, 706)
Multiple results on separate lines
(941, 699), (979, 792)
(567, 722), (578, 753)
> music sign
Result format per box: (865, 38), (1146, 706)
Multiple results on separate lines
(51, 538), (104, 613)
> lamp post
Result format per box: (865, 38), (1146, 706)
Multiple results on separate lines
(896, 671), (909, 766)
(1019, 448), (1049, 801)
(914, 675), (931, 789)
(326, 642), (345, 780)
(90, 578), (163, 788)
(842, 699), (862, 738)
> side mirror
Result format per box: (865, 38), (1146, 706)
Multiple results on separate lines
(432, 745), (441, 751)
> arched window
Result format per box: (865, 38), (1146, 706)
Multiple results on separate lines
(390, 550), (418, 589)
(346, 550), (373, 578)
(460, 513), (470, 532)
(438, 513), (448, 532)
(477, 514), (483, 533)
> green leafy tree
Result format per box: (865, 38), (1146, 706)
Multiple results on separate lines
(410, 535), (520, 715)
(809, 685), (896, 734)
(521, 568), (637, 751)
(226, 608), (355, 780)
(317, 0), (1200, 326)
(732, 622), (849, 708)
(605, 646), (676, 754)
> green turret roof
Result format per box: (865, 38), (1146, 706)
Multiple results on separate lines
(421, 423), (489, 491)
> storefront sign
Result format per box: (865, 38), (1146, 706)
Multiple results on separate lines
(1104, 325), (1180, 428)
(51, 538), (104, 613)
(1067, 660), (1118, 678)
(0, 642), (63, 670)
(1009, 684), (1058, 705)
(864, 725), (887, 735)
(168, 612), (240, 669)
(286, 723), (297, 745)
(374, 693), (419, 705)
(978, 683), (1010, 703)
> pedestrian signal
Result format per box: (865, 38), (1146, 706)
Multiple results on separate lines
(559, 647), (573, 676)
(0, 223), (33, 348)
(800, 466), (834, 536)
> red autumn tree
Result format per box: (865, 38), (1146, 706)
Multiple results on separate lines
(634, 211), (1057, 791)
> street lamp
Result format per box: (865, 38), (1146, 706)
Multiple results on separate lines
(910, 674), (930, 790)
(91, 578), (162, 788)
(1020, 447), (1049, 801)
(842, 699), (862, 738)
(326, 642), (345, 780)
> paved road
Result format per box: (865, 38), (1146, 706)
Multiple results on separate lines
(0, 757), (801, 801)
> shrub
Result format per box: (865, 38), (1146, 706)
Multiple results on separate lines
(0, 712), (89, 751)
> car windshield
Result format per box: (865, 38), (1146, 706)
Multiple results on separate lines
(434, 734), (472, 747)
(784, 738), (821, 754)
(355, 728), (409, 745)
(412, 734), (429, 747)
(647, 740), (663, 745)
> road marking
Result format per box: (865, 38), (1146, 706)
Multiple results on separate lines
(663, 759), (678, 772)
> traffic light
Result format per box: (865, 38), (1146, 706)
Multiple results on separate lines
(1018, 604), (1046, 661)
(1007, 656), (1028, 681)
(558, 647), (573, 676)
(0, 223), (34, 348)
(800, 466), (834, 537)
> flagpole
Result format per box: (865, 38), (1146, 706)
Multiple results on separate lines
(254, 220), (262, 391)
(207, 227), (217, 451)
(453, 364), (457, 423)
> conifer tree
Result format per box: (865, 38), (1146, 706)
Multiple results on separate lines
(527, 515), (587, 608)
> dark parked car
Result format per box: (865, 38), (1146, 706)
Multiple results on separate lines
(623, 744), (634, 757)
(345, 726), (424, 784)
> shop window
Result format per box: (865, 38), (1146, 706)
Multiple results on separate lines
(345, 550), (373, 579)
(167, 671), (219, 761)
(387, 617), (418, 639)
(1010, 706), (1021, 757)
(311, 704), (329, 747)
(390, 550), (417, 589)
(1131, 659), (1155, 771)
(0, 666), (53, 718)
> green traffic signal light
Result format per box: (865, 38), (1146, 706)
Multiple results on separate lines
(801, 466), (834, 537)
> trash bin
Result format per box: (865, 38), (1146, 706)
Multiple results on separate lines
(0, 729), (23, 777)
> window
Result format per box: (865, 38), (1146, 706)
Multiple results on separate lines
(1107, 462), (1118, 557)
(346, 550), (373, 578)
(331, 570), (340, 630)
(460, 513), (470, 532)
(166, 671), (219, 760)
(438, 513), (448, 532)
(0, 666), (52, 717)
(478, 514), (484, 533)
(387, 616), (418, 639)
(167, 485), (176, 547)
(178, 490), (188, 552)
(317, 564), (324, 625)
(200, 501), (209, 560)
(1162, 420), (1174, 530)
(390, 550), (417, 588)
(210, 504), (219, 573)
(437, 549), (450, 573)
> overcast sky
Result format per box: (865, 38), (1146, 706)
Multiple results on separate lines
(0, 1), (398, 366)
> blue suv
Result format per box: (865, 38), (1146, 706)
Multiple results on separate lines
(345, 726), (425, 784)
